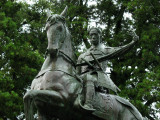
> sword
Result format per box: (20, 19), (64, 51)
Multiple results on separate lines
(81, 58), (94, 69)
(90, 53), (103, 71)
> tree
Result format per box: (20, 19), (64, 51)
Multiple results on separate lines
(0, 0), (159, 119)
(0, 0), (46, 119)
(95, 0), (160, 119)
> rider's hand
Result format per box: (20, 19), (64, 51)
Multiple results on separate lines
(133, 35), (139, 42)
(131, 32), (139, 42)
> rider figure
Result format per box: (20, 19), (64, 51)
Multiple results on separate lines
(77, 27), (138, 110)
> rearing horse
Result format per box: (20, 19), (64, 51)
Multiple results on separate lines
(24, 6), (82, 120)
(23, 7), (146, 120)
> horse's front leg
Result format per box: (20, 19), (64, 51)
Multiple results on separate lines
(23, 90), (64, 120)
(23, 91), (35, 120)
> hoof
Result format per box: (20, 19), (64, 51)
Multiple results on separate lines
(83, 104), (96, 111)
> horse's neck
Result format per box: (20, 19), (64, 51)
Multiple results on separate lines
(40, 53), (72, 73)
(40, 40), (74, 75)
(38, 29), (74, 76)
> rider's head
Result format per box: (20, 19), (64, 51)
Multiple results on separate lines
(89, 27), (102, 46)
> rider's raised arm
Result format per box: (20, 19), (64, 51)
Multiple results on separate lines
(103, 35), (138, 59)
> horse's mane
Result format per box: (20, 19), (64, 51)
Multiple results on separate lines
(62, 24), (74, 59)
(51, 15), (76, 62)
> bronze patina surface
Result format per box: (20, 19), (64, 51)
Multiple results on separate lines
(23, 6), (147, 120)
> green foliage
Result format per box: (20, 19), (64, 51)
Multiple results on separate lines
(0, 0), (159, 119)
(97, 0), (160, 119)
(0, 0), (45, 119)
(89, 0), (160, 119)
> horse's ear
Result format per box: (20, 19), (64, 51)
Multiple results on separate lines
(60, 6), (68, 17)
(47, 9), (52, 18)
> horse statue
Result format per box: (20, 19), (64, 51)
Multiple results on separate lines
(23, 6), (147, 120)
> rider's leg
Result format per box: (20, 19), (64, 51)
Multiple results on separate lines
(83, 74), (96, 109)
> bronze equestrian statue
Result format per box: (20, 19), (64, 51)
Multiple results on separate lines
(23, 6), (147, 120)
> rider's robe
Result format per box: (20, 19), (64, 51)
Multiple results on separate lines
(77, 40), (137, 93)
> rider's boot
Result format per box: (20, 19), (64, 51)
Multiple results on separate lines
(83, 76), (96, 111)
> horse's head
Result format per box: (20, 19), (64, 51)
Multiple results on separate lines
(45, 7), (68, 55)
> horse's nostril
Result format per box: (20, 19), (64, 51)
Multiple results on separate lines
(57, 26), (63, 31)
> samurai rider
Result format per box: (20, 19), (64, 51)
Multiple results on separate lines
(77, 27), (138, 110)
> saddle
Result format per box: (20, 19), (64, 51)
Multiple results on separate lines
(78, 92), (143, 120)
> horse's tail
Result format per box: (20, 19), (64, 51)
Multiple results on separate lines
(23, 91), (35, 120)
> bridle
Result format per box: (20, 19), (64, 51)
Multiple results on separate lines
(43, 14), (80, 80)
(45, 18), (76, 68)
(45, 49), (76, 68)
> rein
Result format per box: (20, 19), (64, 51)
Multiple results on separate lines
(45, 49), (76, 68)
(59, 50), (76, 67)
